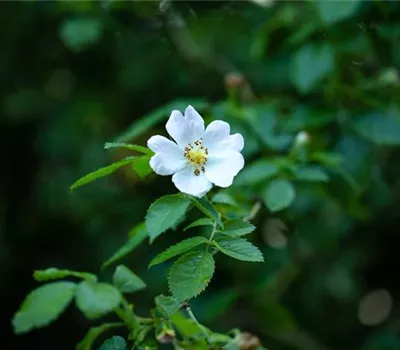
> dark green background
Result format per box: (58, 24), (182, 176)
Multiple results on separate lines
(2, 1), (400, 349)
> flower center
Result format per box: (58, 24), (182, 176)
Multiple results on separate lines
(184, 139), (208, 175)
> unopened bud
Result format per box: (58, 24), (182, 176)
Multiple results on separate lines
(156, 324), (176, 344)
(294, 131), (310, 147)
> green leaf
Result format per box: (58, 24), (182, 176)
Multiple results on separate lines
(104, 142), (153, 155)
(76, 323), (124, 350)
(102, 222), (148, 270)
(33, 268), (97, 283)
(170, 312), (205, 338)
(115, 99), (207, 142)
(315, 0), (362, 25)
(213, 237), (264, 262)
(149, 237), (208, 268)
(290, 44), (334, 94)
(146, 194), (191, 243)
(60, 18), (103, 53)
(132, 156), (153, 178)
(211, 192), (238, 207)
(98, 336), (127, 350)
(75, 281), (121, 319)
(113, 265), (146, 293)
(168, 251), (215, 301)
(235, 159), (279, 186)
(12, 281), (77, 334)
(155, 295), (180, 317)
(294, 166), (329, 182)
(186, 195), (223, 228)
(353, 110), (400, 145)
(263, 179), (296, 212)
(70, 157), (136, 191)
(183, 218), (214, 231)
(220, 219), (256, 237)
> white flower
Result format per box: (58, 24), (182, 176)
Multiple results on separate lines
(147, 105), (245, 198)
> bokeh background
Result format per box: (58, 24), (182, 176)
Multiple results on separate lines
(2, 0), (400, 349)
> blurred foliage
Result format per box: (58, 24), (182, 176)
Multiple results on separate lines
(2, 0), (400, 349)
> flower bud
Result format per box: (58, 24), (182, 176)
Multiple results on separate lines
(294, 131), (310, 147)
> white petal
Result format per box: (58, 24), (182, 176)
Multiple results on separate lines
(172, 166), (212, 197)
(219, 133), (244, 152)
(166, 106), (204, 148)
(149, 152), (186, 176)
(205, 152), (245, 188)
(202, 120), (230, 151)
(147, 135), (181, 154)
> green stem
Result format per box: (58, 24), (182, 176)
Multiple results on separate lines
(182, 303), (210, 342)
(208, 221), (217, 242)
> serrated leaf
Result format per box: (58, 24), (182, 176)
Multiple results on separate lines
(149, 237), (208, 268)
(184, 218), (214, 231)
(168, 251), (215, 301)
(213, 237), (264, 262)
(113, 265), (146, 293)
(70, 157), (136, 191)
(186, 195), (223, 228)
(353, 110), (400, 145)
(104, 142), (152, 155)
(155, 295), (180, 317)
(211, 192), (238, 207)
(294, 166), (329, 182)
(263, 179), (296, 212)
(115, 99), (207, 142)
(76, 323), (124, 350)
(235, 159), (279, 186)
(315, 0), (361, 25)
(12, 281), (76, 334)
(220, 219), (256, 237)
(290, 44), (334, 94)
(102, 222), (148, 270)
(34, 268), (97, 283)
(132, 155), (153, 178)
(99, 336), (127, 350)
(75, 281), (121, 319)
(146, 194), (191, 243)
